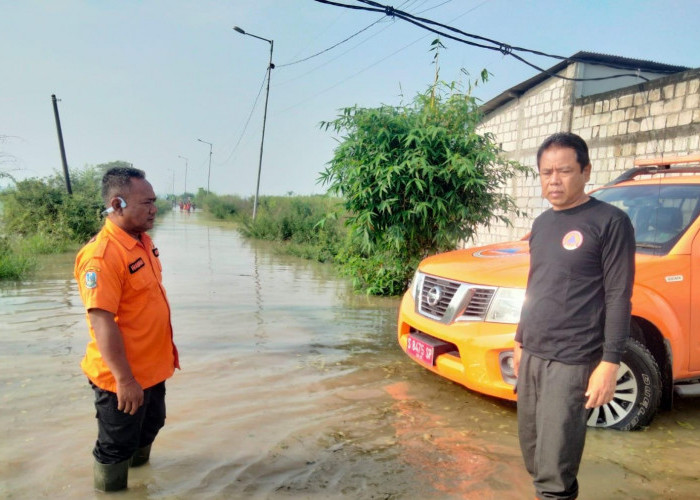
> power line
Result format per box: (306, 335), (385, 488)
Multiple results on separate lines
(275, 15), (394, 87)
(277, 16), (385, 68)
(288, 9), (348, 60)
(415, 0), (453, 15)
(274, 1), (451, 73)
(278, 0), (489, 112)
(216, 68), (268, 166)
(313, 0), (653, 82)
(278, 26), (426, 113)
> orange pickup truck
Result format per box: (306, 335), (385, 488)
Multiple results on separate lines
(398, 155), (700, 430)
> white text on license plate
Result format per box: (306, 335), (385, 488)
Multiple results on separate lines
(407, 335), (435, 366)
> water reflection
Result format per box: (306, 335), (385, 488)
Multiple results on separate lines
(253, 247), (265, 347)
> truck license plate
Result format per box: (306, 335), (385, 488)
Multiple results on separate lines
(407, 334), (436, 366)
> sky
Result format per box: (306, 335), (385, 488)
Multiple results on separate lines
(1, 0), (699, 198)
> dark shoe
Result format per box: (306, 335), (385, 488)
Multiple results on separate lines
(130, 444), (152, 467)
(93, 459), (128, 492)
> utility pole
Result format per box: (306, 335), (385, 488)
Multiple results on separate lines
(233, 26), (274, 220)
(178, 155), (189, 195)
(197, 139), (213, 193)
(51, 94), (72, 195)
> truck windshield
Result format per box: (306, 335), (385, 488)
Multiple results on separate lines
(591, 184), (700, 254)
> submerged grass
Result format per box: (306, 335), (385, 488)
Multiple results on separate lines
(196, 192), (348, 264)
(239, 195), (347, 264)
(0, 236), (36, 280)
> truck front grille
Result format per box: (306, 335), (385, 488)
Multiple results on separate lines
(419, 275), (461, 318)
(417, 274), (496, 323)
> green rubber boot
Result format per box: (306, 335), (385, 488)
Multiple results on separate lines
(130, 444), (152, 467)
(93, 459), (129, 492)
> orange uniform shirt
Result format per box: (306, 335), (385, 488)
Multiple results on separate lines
(75, 218), (179, 392)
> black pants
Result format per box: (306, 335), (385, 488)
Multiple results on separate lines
(91, 381), (166, 464)
(517, 351), (595, 500)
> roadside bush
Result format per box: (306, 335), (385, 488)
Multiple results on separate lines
(155, 198), (173, 214)
(0, 162), (168, 280)
(1, 167), (103, 243)
(239, 195), (347, 263)
(334, 238), (420, 296)
(198, 192), (249, 220)
(0, 235), (36, 279)
(319, 70), (532, 295)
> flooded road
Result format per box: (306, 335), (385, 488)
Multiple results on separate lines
(2, 211), (700, 499)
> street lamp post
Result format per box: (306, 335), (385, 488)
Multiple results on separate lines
(167, 168), (175, 202)
(197, 138), (213, 192)
(233, 25), (274, 220)
(178, 155), (189, 195)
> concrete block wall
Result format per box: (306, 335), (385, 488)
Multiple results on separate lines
(576, 68), (700, 191)
(469, 66), (700, 248)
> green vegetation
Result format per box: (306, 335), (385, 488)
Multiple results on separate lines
(195, 191), (347, 264)
(195, 189), (250, 220)
(318, 49), (532, 295)
(0, 236), (36, 280)
(0, 167), (102, 280)
(240, 195), (346, 263)
(0, 161), (170, 281)
(1, 167), (103, 239)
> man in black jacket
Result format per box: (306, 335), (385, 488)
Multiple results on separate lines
(514, 133), (635, 499)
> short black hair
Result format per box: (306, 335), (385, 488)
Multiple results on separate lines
(536, 132), (590, 172)
(101, 166), (146, 205)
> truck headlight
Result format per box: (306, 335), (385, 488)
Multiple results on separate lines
(485, 287), (525, 324)
(409, 270), (423, 301)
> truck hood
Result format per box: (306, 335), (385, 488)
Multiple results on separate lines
(419, 240), (530, 289)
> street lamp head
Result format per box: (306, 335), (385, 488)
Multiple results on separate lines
(233, 26), (245, 34)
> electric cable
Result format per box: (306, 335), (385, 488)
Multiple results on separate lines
(277, 17), (385, 68)
(216, 68), (268, 166)
(415, 0), (453, 16)
(313, 0), (654, 82)
(275, 15), (392, 86)
(277, 0), (489, 111)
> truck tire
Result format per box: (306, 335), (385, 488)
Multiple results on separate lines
(586, 338), (662, 431)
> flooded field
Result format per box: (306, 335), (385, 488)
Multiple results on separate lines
(2, 211), (700, 499)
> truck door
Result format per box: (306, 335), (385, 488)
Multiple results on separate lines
(688, 221), (700, 370)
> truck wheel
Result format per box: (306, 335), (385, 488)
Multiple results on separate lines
(586, 338), (662, 431)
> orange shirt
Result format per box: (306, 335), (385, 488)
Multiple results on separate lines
(75, 218), (179, 392)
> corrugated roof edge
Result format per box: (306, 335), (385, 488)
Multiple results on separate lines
(478, 51), (691, 117)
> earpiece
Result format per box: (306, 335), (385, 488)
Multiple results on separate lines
(102, 197), (128, 216)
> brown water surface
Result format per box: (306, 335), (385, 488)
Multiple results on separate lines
(2, 212), (700, 499)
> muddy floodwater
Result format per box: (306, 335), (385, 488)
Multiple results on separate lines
(3, 211), (700, 499)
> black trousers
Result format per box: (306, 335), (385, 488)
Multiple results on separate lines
(517, 351), (595, 500)
(91, 381), (166, 464)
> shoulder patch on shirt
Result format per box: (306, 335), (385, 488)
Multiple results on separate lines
(85, 271), (98, 289)
(129, 257), (145, 274)
(152, 247), (159, 257)
(562, 230), (583, 251)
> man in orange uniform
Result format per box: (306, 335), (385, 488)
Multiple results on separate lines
(75, 166), (179, 491)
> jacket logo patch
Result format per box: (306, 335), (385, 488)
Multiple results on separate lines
(152, 247), (159, 257)
(562, 230), (583, 251)
(129, 258), (145, 274)
(85, 271), (97, 289)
